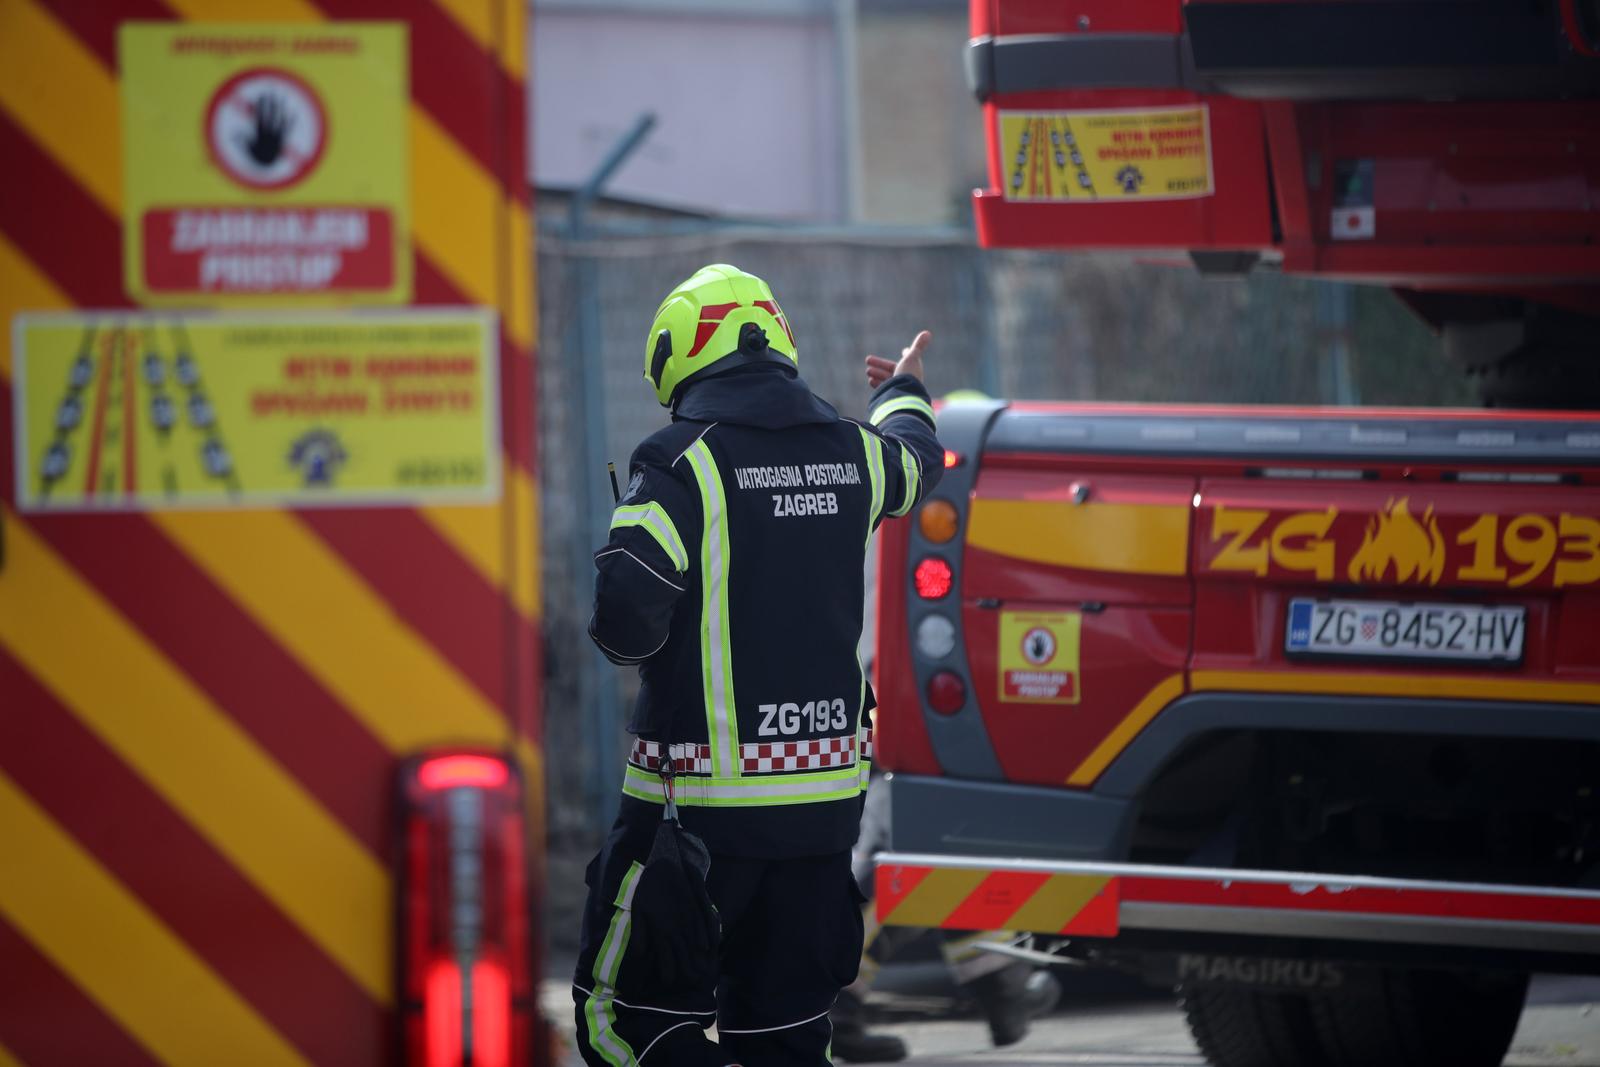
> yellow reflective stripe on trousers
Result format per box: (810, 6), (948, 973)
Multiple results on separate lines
(869, 396), (935, 427)
(584, 861), (644, 1067)
(610, 502), (688, 573)
(684, 440), (739, 779)
(858, 427), (886, 537)
(887, 443), (922, 517)
(622, 764), (861, 807)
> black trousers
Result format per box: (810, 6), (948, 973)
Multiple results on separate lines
(573, 810), (865, 1066)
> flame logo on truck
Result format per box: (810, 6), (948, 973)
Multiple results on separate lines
(1205, 499), (1600, 588)
(1346, 498), (1446, 586)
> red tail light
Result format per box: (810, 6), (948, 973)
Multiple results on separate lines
(914, 557), (953, 599)
(926, 671), (967, 714)
(418, 755), (510, 791)
(943, 450), (961, 468)
(401, 751), (533, 1067)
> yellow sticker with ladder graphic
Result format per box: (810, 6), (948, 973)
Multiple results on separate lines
(998, 611), (1081, 704)
(998, 106), (1212, 202)
(13, 310), (498, 510)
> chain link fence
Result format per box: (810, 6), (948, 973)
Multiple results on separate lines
(533, 217), (1470, 944)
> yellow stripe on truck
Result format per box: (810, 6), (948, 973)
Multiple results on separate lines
(0, 0), (122, 215)
(418, 475), (542, 624)
(1007, 873), (1113, 933)
(0, 771), (312, 1067)
(966, 498), (1190, 576)
(432, 0), (527, 80)
(878, 865), (1117, 935)
(153, 510), (514, 754)
(1067, 674), (1187, 786)
(0, 511), (392, 1004)
(1191, 669), (1600, 705)
(880, 868), (990, 929)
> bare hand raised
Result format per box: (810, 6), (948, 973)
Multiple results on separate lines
(865, 330), (932, 390)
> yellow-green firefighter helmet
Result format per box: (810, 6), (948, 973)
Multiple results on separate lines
(644, 264), (797, 406)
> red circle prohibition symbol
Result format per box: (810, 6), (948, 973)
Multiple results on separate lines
(204, 67), (329, 191)
(1021, 626), (1056, 665)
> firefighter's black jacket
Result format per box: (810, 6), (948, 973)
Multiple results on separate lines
(589, 362), (942, 857)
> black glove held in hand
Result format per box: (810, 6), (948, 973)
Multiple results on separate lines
(631, 822), (720, 991)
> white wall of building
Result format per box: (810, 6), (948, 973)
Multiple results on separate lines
(532, 1), (847, 221)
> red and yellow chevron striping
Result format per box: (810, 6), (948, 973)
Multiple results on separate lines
(0, 772), (314, 1065)
(0, 0), (542, 1060)
(0, 651), (386, 1063)
(876, 862), (1121, 937)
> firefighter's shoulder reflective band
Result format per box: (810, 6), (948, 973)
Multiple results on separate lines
(887, 444), (922, 518)
(610, 502), (689, 573)
(870, 396), (935, 427)
(584, 861), (644, 1066)
(683, 438), (740, 780)
(858, 427), (886, 534)
(622, 765), (862, 808)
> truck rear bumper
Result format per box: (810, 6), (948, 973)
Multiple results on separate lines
(874, 852), (1600, 959)
(886, 773), (1133, 862)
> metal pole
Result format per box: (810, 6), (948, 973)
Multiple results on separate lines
(568, 113), (656, 831)
(1315, 282), (1360, 406)
(568, 113), (657, 240)
(833, 0), (863, 222)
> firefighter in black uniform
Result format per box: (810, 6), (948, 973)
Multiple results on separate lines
(573, 263), (943, 1067)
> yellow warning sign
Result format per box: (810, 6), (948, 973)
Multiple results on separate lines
(12, 310), (498, 510)
(998, 106), (1212, 202)
(119, 23), (411, 305)
(998, 611), (1082, 704)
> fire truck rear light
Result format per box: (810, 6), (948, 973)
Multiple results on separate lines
(943, 450), (961, 468)
(918, 499), (959, 543)
(916, 614), (957, 659)
(926, 671), (967, 714)
(400, 751), (531, 1067)
(424, 959), (511, 1067)
(913, 557), (954, 599)
(417, 754), (510, 791)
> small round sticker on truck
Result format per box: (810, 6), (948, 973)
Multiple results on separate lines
(999, 611), (1081, 704)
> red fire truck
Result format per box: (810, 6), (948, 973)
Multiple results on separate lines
(964, 0), (1599, 407)
(0, 3), (544, 1065)
(874, 3), (1600, 1065)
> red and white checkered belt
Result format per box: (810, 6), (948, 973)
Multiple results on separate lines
(739, 735), (857, 774)
(628, 739), (712, 776)
(631, 736), (864, 776)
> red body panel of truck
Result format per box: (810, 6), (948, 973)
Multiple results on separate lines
(876, 402), (1600, 987)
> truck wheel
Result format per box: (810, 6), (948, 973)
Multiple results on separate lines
(1179, 985), (1327, 1067)
(1308, 967), (1527, 1067)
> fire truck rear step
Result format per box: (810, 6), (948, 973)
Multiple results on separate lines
(873, 852), (1600, 957)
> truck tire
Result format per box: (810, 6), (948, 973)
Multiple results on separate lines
(1308, 967), (1527, 1067)
(1179, 985), (1327, 1067)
